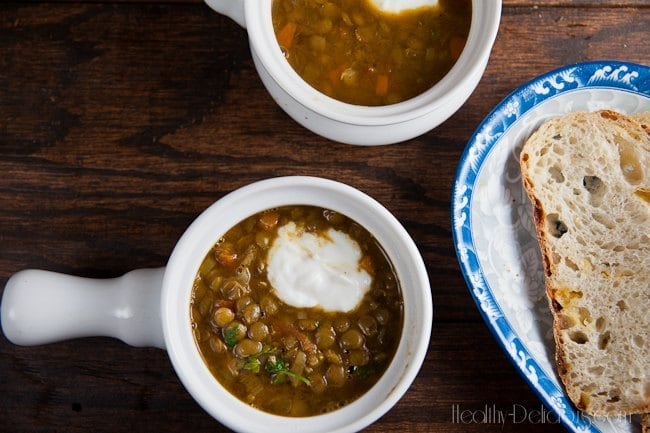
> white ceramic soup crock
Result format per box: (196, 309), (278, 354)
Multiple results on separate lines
(204, 0), (502, 145)
(1, 176), (432, 433)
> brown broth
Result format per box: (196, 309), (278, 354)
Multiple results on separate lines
(190, 206), (403, 417)
(272, 0), (471, 106)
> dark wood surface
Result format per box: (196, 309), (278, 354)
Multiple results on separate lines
(1, 1), (648, 432)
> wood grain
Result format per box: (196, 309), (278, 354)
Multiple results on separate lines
(0, 1), (648, 432)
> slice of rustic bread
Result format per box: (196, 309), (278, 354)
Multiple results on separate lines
(519, 110), (649, 417)
(634, 111), (650, 128)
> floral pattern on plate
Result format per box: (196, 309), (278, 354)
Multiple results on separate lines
(452, 61), (650, 433)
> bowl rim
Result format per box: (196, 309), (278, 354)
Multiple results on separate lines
(161, 176), (433, 433)
(245, 0), (502, 126)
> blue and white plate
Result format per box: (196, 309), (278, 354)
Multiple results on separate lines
(452, 61), (650, 433)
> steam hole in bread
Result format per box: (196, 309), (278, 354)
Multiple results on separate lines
(549, 165), (565, 183)
(595, 317), (607, 332)
(539, 145), (550, 157)
(588, 366), (605, 376)
(598, 331), (611, 350)
(569, 330), (589, 344)
(583, 175), (603, 193)
(558, 313), (577, 329)
(551, 251), (561, 268)
(617, 141), (643, 185)
(619, 268), (634, 277)
(632, 334), (644, 348)
(546, 213), (568, 238)
(592, 212), (615, 229)
(566, 201), (580, 214)
(554, 288), (582, 308)
(578, 307), (592, 325)
(583, 175), (606, 207)
(616, 300), (628, 311)
(565, 257), (579, 271)
(634, 188), (650, 203)
(617, 137), (643, 185)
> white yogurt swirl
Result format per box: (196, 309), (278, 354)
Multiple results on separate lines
(372, 0), (439, 13)
(266, 222), (372, 313)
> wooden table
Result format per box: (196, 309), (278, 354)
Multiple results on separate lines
(1, 1), (647, 431)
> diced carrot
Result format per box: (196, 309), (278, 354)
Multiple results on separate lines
(258, 210), (280, 231)
(328, 66), (344, 86)
(375, 74), (389, 97)
(450, 36), (466, 61)
(270, 319), (318, 354)
(214, 243), (238, 267)
(277, 22), (297, 50)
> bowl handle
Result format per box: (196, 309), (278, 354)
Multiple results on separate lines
(1, 268), (166, 349)
(204, 0), (246, 28)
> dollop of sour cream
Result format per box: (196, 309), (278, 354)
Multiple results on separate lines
(266, 222), (372, 313)
(371, 0), (439, 13)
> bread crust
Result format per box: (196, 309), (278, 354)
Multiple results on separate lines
(520, 110), (650, 419)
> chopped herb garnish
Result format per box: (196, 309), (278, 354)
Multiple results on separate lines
(353, 364), (372, 379)
(240, 347), (310, 386)
(242, 346), (275, 374)
(352, 360), (384, 380)
(223, 325), (240, 349)
(243, 356), (262, 374)
(265, 355), (311, 385)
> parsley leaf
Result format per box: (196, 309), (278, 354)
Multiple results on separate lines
(223, 325), (240, 349)
(264, 355), (287, 374)
(237, 347), (311, 386)
(265, 355), (310, 386)
(242, 346), (275, 374)
(243, 356), (262, 374)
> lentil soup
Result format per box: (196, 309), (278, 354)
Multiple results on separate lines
(272, 0), (471, 106)
(190, 206), (404, 417)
